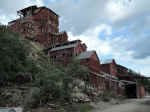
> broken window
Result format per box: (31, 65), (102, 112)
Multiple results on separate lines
(67, 52), (73, 57)
(41, 26), (44, 32)
(62, 53), (65, 57)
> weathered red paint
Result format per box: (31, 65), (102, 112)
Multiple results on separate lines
(116, 64), (136, 81)
(100, 59), (117, 76)
(8, 5), (146, 98)
(49, 40), (87, 63)
(8, 6), (67, 48)
(137, 85), (145, 98)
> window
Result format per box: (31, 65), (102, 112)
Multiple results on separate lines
(62, 53), (65, 57)
(49, 27), (51, 32)
(59, 36), (62, 42)
(41, 27), (44, 32)
(28, 23), (32, 28)
(68, 52), (73, 57)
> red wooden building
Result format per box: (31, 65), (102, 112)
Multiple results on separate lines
(100, 59), (117, 77)
(100, 59), (146, 98)
(8, 5), (145, 98)
(8, 5), (68, 48)
(48, 40), (87, 63)
(48, 39), (107, 91)
(8, 5), (121, 94)
(78, 50), (105, 90)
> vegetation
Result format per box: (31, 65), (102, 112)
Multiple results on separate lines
(33, 55), (89, 105)
(0, 25), (89, 108)
(79, 104), (93, 112)
(0, 25), (37, 86)
(101, 88), (117, 102)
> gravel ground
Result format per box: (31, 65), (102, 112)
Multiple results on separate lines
(91, 97), (150, 112)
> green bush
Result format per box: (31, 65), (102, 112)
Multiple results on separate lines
(79, 104), (93, 112)
(0, 25), (89, 106)
(34, 57), (89, 103)
(0, 25), (37, 85)
(102, 88), (117, 102)
(24, 87), (41, 108)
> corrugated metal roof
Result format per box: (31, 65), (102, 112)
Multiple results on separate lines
(50, 43), (78, 51)
(37, 6), (59, 17)
(18, 5), (37, 13)
(100, 71), (118, 80)
(101, 59), (114, 64)
(50, 31), (66, 36)
(78, 51), (94, 59)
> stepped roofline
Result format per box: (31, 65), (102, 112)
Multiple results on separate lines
(78, 50), (95, 59)
(17, 5), (37, 13)
(17, 5), (59, 17)
(50, 43), (78, 52)
(101, 59), (116, 64)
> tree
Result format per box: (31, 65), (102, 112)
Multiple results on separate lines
(0, 25), (89, 105)
(34, 57), (89, 103)
(0, 25), (37, 85)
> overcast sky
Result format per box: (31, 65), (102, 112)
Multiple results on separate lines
(0, 0), (150, 76)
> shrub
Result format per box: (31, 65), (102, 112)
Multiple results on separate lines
(0, 25), (89, 107)
(24, 87), (41, 108)
(0, 25), (38, 85)
(79, 104), (93, 112)
(102, 88), (117, 102)
(33, 57), (89, 104)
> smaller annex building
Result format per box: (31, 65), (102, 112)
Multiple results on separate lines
(101, 59), (146, 98)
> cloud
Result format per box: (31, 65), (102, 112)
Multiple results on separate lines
(47, 0), (150, 61)
(46, 0), (150, 35)
(68, 24), (150, 76)
(128, 36), (150, 59)
(105, 0), (150, 60)
(68, 24), (113, 55)
(0, 14), (11, 24)
(47, 0), (109, 35)
(1, 0), (31, 14)
(0, 0), (44, 24)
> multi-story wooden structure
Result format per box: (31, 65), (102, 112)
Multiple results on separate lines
(8, 5), (68, 48)
(78, 50), (105, 90)
(48, 40), (87, 63)
(8, 5), (121, 94)
(48, 39), (105, 90)
(8, 5), (145, 98)
(100, 59), (117, 77)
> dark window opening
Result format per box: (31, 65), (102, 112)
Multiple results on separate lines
(62, 53), (65, 57)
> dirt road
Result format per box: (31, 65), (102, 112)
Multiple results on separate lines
(92, 97), (150, 112)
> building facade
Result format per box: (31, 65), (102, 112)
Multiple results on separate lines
(9, 5), (145, 98)
(8, 5), (68, 48)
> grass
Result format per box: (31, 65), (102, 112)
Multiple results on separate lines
(79, 104), (94, 112)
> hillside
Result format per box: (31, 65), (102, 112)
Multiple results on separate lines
(0, 25), (92, 111)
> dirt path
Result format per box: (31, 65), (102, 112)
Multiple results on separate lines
(91, 97), (150, 112)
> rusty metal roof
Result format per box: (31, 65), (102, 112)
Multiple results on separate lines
(50, 43), (78, 51)
(18, 5), (37, 13)
(78, 51), (94, 59)
(101, 59), (114, 64)
(17, 5), (59, 17)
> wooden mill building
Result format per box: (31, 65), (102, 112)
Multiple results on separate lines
(8, 5), (145, 98)
(8, 5), (68, 48)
